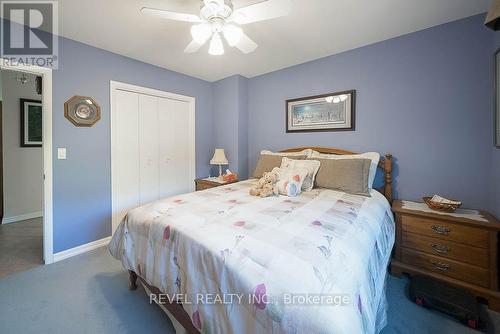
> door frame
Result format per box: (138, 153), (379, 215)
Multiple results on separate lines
(110, 80), (196, 233)
(0, 59), (54, 264)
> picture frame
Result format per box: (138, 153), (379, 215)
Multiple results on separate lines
(64, 95), (101, 127)
(286, 90), (356, 133)
(494, 48), (500, 147)
(20, 98), (42, 147)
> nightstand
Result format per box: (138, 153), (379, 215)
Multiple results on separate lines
(391, 200), (500, 311)
(194, 177), (236, 191)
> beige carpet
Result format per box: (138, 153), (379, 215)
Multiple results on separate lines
(0, 217), (43, 278)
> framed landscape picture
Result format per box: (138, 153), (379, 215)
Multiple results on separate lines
(286, 90), (355, 133)
(20, 98), (42, 147)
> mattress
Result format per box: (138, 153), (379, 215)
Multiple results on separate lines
(109, 179), (395, 334)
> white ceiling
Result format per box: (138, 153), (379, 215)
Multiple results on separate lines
(53, 0), (490, 82)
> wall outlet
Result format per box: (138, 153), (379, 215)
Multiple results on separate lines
(57, 148), (67, 160)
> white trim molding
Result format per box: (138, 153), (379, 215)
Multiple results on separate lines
(2, 211), (43, 224)
(53, 236), (111, 263)
(0, 59), (54, 264)
(110, 80), (196, 233)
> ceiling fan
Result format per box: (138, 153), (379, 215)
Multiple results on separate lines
(141, 0), (292, 55)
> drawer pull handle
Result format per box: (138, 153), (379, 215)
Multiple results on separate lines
(431, 225), (450, 235)
(431, 244), (450, 254)
(431, 260), (449, 272)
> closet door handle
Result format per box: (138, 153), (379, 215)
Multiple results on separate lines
(431, 225), (450, 235)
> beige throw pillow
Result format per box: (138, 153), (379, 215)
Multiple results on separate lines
(312, 158), (371, 197)
(310, 151), (380, 189)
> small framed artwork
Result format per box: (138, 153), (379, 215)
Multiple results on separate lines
(20, 98), (42, 147)
(286, 90), (355, 133)
(64, 95), (101, 127)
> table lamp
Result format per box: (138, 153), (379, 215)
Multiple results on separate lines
(210, 148), (229, 178)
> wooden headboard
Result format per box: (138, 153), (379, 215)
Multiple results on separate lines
(279, 147), (393, 203)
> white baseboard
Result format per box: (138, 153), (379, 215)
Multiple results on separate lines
(2, 211), (43, 224)
(53, 236), (112, 263)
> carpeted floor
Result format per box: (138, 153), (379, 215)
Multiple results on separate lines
(0, 247), (498, 334)
(0, 218), (43, 278)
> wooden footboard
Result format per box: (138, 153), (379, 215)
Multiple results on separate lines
(128, 270), (200, 334)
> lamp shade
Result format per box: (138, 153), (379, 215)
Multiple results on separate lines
(485, 0), (500, 30)
(210, 148), (228, 165)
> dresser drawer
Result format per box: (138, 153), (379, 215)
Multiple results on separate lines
(402, 232), (489, 269)
(402, 248), (489, 288)
(401, 216), (489, 248)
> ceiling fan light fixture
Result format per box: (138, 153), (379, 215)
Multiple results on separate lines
(191, 23), (212, 44)
(223, 24), (243, 46)
(209, 33), (224, 55)
(142, 0), (292, 56)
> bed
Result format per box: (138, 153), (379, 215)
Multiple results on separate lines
(109, 147), (395, 334)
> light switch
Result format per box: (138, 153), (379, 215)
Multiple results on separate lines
(57, 148), (67, 160)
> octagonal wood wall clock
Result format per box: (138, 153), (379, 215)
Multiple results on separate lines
(64, 95), (101, 127)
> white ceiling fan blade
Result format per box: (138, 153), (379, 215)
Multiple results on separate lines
(184, 40), (205, 53)
(231, 0), (291, 25)
(140, 7), (202, 23)
(234, 32), (258, 54)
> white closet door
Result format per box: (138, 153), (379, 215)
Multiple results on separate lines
(112, 81), (195, 233)
(113, 90), (140, 227)
(139, 94), (160, 205)
(159, 98), (192, 198)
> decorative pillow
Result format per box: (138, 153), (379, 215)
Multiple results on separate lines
(252, 150), (310, 178)
(275, 167), (309, 197)
(310, 158), (371, 196)
(280, 157), (320, 191)
(310, 151), (380, 189)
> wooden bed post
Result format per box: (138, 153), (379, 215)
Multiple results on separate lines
(129, 270), (138, 290)
(384, 154), (393, 204)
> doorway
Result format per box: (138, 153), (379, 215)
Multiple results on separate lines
(0, 60), (53, 270)
(0, 70), (43, 277)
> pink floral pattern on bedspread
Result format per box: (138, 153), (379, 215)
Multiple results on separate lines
(109, 179), (395, 334)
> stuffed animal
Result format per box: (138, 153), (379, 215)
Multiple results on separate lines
(249, 167), (280, 198)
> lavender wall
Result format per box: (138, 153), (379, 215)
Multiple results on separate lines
(493, 151), (500, 217)
(53, 37), (213, 252)
(237, 76), (249, 179)
(247, 14), (494, 212)
(213, 75), (249, 178)
(492, 33), (500, 218)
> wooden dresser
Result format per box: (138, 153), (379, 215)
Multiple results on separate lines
(391, 200), (500, 311)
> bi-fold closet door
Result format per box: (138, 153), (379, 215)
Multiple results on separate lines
(112, 84), (195, 233)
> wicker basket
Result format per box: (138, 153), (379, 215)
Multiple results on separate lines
(423, 196), (461, 213)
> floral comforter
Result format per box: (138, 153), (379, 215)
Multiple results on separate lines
(109, 179), (395, 334)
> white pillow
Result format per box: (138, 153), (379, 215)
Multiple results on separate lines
(280, 157), (320, 191)
(276, 167), (309, 197)
(310, 151), (380, 189)
(260, 149), (314, 157)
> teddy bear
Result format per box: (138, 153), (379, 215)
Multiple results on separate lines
(249, 167), (280, 198)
